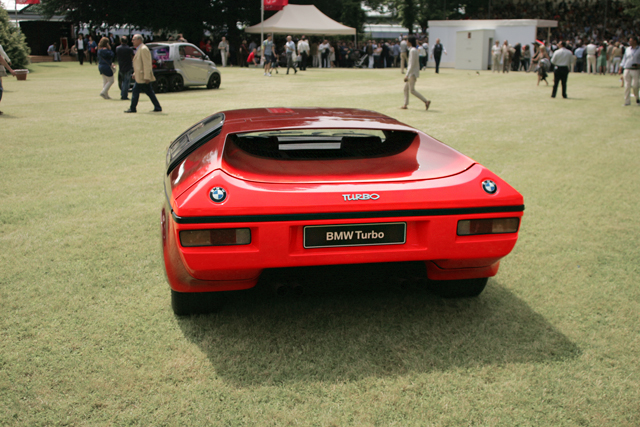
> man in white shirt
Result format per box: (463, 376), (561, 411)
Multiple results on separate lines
(75, 34), (85, 65)
(285, 35), (297, 75)
(491, 41), (501, 72)
(550, 41), (573, 98)
(319, 39), (330, 68)
(585, 40), (597, 74)
(400, 36), (430, 111)
(621, 37), (640, 106)
(218, 37), (229, 67)
(418, 43), (426, 70)
(297, 35), (310, 71)
(421, 42), (429, 69)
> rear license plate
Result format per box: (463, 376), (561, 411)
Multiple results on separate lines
(304, 222), (407, 249)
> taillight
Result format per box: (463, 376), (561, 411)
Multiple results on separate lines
(457, 218), (520, 236)
(180, 229), (251, 247)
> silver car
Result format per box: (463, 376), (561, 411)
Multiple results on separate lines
(146, 42), (221, 93)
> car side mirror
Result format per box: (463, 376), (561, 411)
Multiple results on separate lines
(204, 55), (209, 61)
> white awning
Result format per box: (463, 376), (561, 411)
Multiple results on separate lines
(245, 4), (356, 35)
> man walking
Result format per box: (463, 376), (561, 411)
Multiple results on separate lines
(124, 34), (162, 113)
(621, 37), (640, 106)
(431, 38), (446, 73)
(401, 36), (430, 111)
(550, 41), (572, 99)
(263, 34), (274, 76)
(116, 36), (134, 101)
(285, 35), (297, 75)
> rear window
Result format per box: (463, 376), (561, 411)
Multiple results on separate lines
(151, 46), (170, 61)
(229, 129), (415, 160)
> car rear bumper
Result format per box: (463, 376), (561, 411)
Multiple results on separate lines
(162, 202), (521, 293)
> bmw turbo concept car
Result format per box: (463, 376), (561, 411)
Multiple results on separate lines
(162, 108), (524, 315)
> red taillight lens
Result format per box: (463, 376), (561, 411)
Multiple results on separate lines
(457, 218), (520, 236)
(179, 229), (251, 247)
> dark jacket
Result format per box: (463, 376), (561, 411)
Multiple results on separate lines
(116, 44), (134, 73)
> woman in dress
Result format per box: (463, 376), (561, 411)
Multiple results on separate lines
(530, 43), (548, 73)
(97, 37), (115, 99)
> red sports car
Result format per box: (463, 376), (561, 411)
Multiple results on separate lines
(162, 108), (524, 315)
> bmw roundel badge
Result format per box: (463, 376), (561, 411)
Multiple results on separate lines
(482, 180), (497, 194)
(210, 187), (227, 203)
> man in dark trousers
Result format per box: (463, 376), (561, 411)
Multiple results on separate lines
(431, 38), (447, 73)
(124, 34), (162, 113)
(116, 36), (134, 101)
(551, 41), (572, 98)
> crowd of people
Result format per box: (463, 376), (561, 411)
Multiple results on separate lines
(5, 0), (639, 114)
(219, 34), (451, 76)
(469, 0), (638, 45)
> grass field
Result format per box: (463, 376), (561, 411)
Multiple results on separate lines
(1, 62), (639, 426)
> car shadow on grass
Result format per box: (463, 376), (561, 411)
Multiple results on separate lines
(177, 262), (580, 386)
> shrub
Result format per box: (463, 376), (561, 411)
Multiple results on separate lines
(0, 6), (31, 69)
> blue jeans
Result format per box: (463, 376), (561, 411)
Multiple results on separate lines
(0, 78), (3, 103)
(119, 69), (132, 100)
(130, 82), (161, 112)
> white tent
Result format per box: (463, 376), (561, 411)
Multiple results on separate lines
(245, 4), (356, 36)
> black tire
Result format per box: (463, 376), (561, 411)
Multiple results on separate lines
(154, 76), (169, 93)
(427, 277), (488, 298)
(207, 72), (221, 89)
(169, 75), (184, 92)
(171, 290), (225, 316)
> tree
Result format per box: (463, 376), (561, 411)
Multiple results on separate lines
(0, 6), (30, 69)
(397, 0), (417, 33)
(624, 0), (640, 18)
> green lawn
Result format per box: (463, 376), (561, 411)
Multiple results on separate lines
(1, 62), (639, 426)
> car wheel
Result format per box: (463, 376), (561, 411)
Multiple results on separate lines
(154, 76), (169, 93)
(427, 277), (488, 298)
(171, 290), (225, 316)
(169, 75), (184, 92)
(207, 73), (221, 89)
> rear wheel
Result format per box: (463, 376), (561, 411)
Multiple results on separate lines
(207, 73), (221, 89)
(169, 75), (184, 92)
(427, 277), (488, 298)
(154, 76), (169, 93)
(171, 290), (225, 316)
